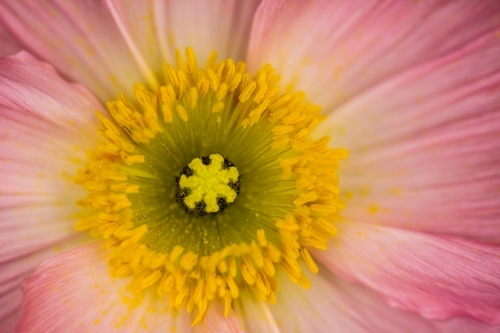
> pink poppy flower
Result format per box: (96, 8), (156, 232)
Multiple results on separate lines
(1, 0), (500, 332)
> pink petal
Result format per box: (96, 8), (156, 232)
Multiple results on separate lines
(233, 291), (281, 333)
(153, 0), (262, 64)
(0, 20), (21, 57)
(0, 0), (144, 102)
(0, 239), (83, 332)
(247, 0), (500, 110)
(17, 243), (247, 332)
(249, 1), (500, 240)
(315, 21), (500, 241)
(195, 300), (244, 333)
(0, 51), (101, 260)
(103, 0), (162, 89)
(269, 267), (500, 333)
(314, 222), (500, 324)
(0, 52), (101, 328)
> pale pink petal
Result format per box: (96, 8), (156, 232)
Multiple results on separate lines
(153, 0), (262, 64)
(0, 20), (21, 57)
(103, 0), (162, 89)
(195, 300), (244, 333)
(233, 291), (281, 333)
(0, 238), (85, 332)
(0, 51), (101, 260)
(314, 222), (500, 324)
(0, 52), (101, 328)
(18, 243), (194, 333)
(249, 0), (500, 240)
(0, 0), (144, 102)
(313, 21), (500, 241)
(269, 268), (500, 333)
(247, 0), (500, 110)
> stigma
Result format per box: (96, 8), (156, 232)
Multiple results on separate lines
(72, 47), (347, 325)
(176, 154), (240, 215)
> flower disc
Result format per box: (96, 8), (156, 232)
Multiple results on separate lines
(73, 47), (347, 323)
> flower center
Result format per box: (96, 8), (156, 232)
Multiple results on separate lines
(73, 47), (347, 325)
(176, 154), (240, 215)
